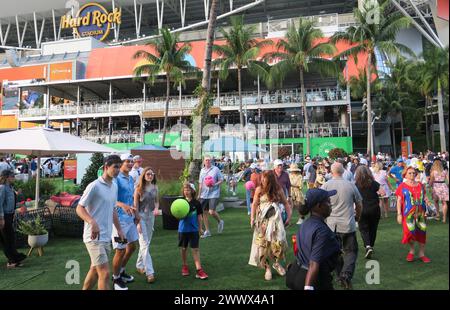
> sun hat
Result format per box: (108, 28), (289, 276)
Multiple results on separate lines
(287, 163), (301, 172)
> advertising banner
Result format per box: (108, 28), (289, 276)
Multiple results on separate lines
(64, 159), (77, 180)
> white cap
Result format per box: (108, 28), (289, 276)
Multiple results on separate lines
(189, 183), (196, 192)
(133, 155), (142, 161)
(120, 153), (133, 161)
(250, 163), (258, 169)
(360, 158), (368, 165)
(273, 159), (283, 167)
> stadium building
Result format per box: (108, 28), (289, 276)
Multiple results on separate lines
(0, 0), (448, 158)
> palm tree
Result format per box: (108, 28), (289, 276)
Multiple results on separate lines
(213, 15), (272, 135)
(331, 0), (413, 157)
(133, 28), (197, 146)
(418, 45), (449, 152)
(188, 0), (220, 182)
(266, 18), (337, 155)
(384, 57), (417, 140)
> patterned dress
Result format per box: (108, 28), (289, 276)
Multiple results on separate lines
(395, 182), (427, 244)
(248, 194), (288, 268)
(432, 170), (449, 201)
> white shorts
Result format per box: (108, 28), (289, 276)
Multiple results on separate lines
(85, 241), (111, 267)
(112, 221), (139, 250)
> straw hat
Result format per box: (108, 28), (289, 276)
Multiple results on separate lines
(287, 163), (301, 172)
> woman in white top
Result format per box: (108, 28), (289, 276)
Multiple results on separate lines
(134, 167), (159, 283)
(372, 162), (394, 218)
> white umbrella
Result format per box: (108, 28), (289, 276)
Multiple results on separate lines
(0, 127), (117, 207)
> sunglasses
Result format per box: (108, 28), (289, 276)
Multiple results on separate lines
(146, 172), (155, 176)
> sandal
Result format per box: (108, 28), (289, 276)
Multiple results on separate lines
(406, 253), (414, 262)
(272, 263), (286, 276)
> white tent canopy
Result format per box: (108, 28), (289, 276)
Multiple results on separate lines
(0, 127), (117, 207)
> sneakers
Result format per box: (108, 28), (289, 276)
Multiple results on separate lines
(406, 253), (415, 262)
(201, 230), (211, 238)
(6, 262), (23, 269)
(217, 220), (224, 234)
(182, 265), (190, 276)
(113, 277), (128, 290)
(195, 269), (209, 280)
(120, 270), (134, 283)
(419, 256), (431, 263)
(365, 247), (373, 259)
(272, 263), (286, 276)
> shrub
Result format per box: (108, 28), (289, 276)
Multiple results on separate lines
(17, 216), (48, 235)
(328, 148), (348, 159)
(78, 153), (104, 194)
(158, 180), (183, 197)
(14, 179), (56, 201)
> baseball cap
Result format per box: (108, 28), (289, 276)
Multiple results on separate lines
(250, 163), (258, 169)
(397, 158), (404, 163)
(120, 153), (133, 161)
(273, 159), (283, 167)
(133, 155), (142, 161)
(360, 158), (368, 166)
(305, 188), (337, 211)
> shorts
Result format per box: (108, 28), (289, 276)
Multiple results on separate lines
(178, 232), (200, 249)
(85, 241), (111, 267)
(112, 221), (139, 250)
(200, 198), (219, 211)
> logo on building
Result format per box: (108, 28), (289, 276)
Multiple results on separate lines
(60, 2), (121, 41)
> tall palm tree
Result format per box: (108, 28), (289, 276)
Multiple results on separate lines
(331, 0), (413, 157)
(133, 28), (197, 146)
(419, 45), (449, 152)
(383, 57), (416, 140)
(266, 18), (337, 155)
(188, 0), (219, 182)
(213, 15), (272, 134)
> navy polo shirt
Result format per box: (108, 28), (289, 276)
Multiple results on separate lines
(296, 215), (341, 268)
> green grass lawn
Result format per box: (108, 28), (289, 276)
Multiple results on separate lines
(0, 206), (448, 290)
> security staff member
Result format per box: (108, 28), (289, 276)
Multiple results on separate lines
(286, 189), (341, 290)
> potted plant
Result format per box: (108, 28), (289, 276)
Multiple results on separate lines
(17, 216), (49, 255)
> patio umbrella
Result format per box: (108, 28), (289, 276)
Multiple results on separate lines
(0, 127), (117, 207)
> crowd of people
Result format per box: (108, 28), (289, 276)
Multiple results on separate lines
(0, 149), (448, 290)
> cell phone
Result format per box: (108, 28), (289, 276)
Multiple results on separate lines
(114, 236), (128, 244)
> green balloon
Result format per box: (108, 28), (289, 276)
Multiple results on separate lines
(170, 199), (190, 219)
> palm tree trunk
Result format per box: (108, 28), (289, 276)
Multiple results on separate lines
(188, 0), (219, 182)
(425, 96), (430, 150)
(437, 79), (447, 152)
(391, 118), (397, 158)
(161, 77), (170, 147)
(431, 99), (435, 150)
(300, 68), (310, 155)
(399, 111), (404, 141)
(238, 66), (247, 160)
(238, 67), (244, 130)
(366, 54), (373, 158)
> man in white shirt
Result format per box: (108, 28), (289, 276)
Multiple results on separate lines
(198, 156), (224, 238)
(129, 155), (144, 186)
(76, 155), (125, 290)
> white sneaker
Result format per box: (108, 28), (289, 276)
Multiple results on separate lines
(201, 230), (211, 238)
(217, 220), (224, 234)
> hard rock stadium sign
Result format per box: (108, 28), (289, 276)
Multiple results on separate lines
(60, 2), (121, 41)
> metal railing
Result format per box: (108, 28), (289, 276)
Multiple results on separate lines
(19, 87), (347, 118)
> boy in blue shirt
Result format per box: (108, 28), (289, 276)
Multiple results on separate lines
(179, 182), (208, 280)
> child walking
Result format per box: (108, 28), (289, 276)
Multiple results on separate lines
(179, 182), (208, 280)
